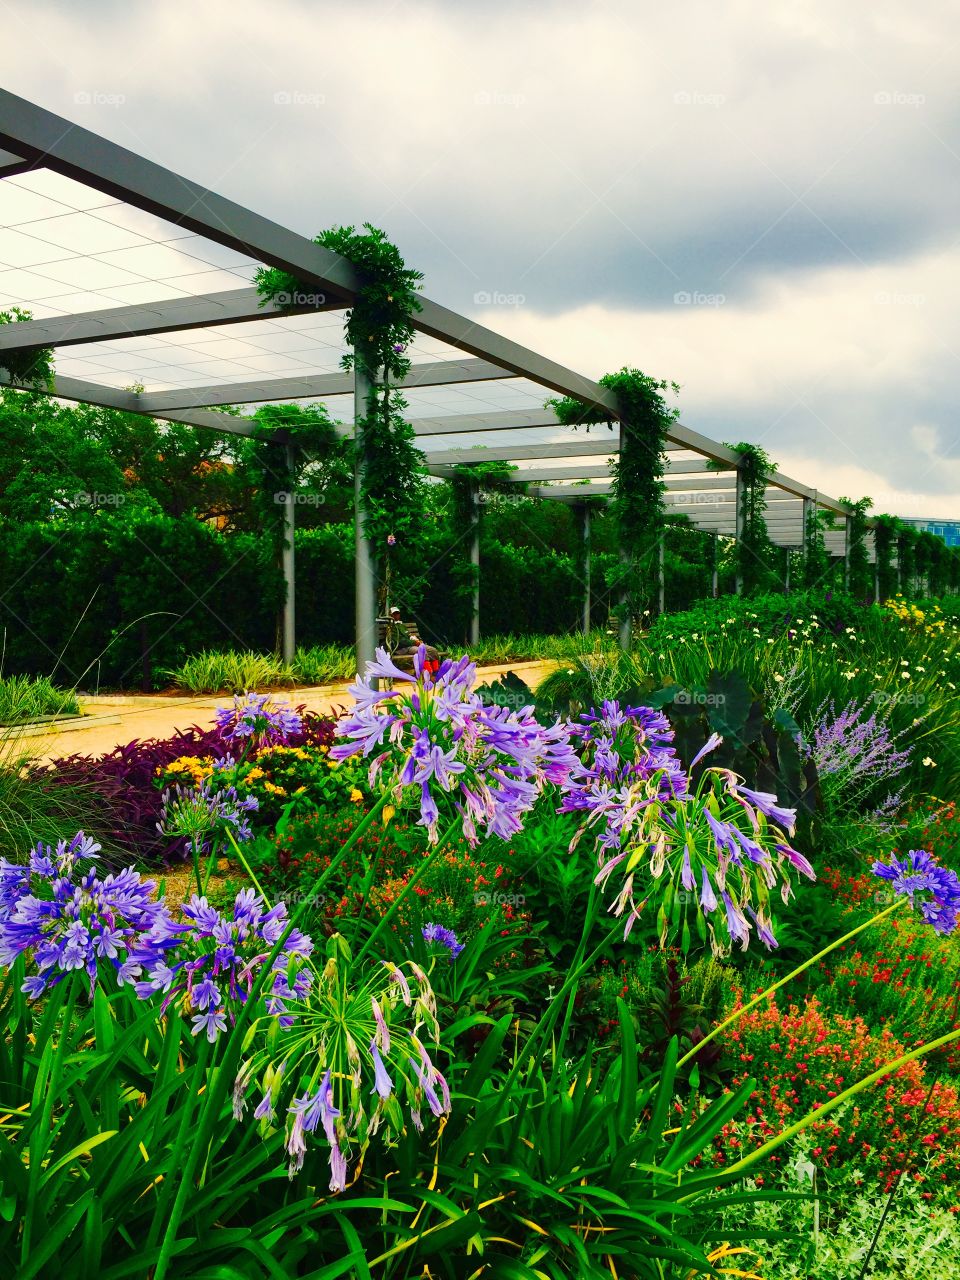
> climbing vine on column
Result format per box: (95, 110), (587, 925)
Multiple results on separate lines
(839, 495), (872, 598)
(718, 442), (777, 593)
(802, 503), (831, 589)
(549, 369), (677, 625)
(255, 223), (426, 563)
(449, 461), (518, 638)
(871, 514), (899, 600)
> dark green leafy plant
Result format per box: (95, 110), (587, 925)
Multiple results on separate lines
(0, 308), (54, 389)
(840, 495), (873, 598)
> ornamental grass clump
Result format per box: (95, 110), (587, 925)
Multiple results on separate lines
(234, 934), (449, 1191)
(331, 645), (577, 842)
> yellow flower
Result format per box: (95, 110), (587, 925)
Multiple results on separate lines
(349, 788), (363, 803)
(382, 804), (396, 825)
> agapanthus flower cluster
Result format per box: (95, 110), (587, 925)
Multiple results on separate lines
(134, 889), (314, 1041)
(560, 700), (688, 816)
(215, 691), (303, 749)
(234, 936), (449, 1192)
(422, 921), (464, 959)
(159, 777), (259, 855)
(0, 832), (171, 997)
(872, 849), (960, 935)
(331, 646), (577, 843)
(572, 730), (814, 954)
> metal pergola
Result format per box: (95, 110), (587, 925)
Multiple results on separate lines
(0, 90), (875, 668)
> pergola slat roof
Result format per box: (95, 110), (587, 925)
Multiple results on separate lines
(0, 88), (876, 662)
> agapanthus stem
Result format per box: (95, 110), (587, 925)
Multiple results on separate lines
(717, 1023), (960, 1179)
(557, 878), (599, 1053)
(676, 896), (907, 1070)
(354, 813), (462, 963)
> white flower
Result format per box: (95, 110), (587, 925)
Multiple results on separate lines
(900, 659), (909, 666)
(773, 673), (784, 684)
(766, 638), (775, 645)
(923, 756), (937, 767)
(843, 671), (856, 680)
(916, 666), (926, 673)
(901, 671), (911, 680)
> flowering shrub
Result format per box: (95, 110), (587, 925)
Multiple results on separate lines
(715, 996), (960, 1189)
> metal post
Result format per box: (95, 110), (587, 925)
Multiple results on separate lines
(784, 546), (791, 594)
(468, 478), (480, 647)
(843, 515), (851, 591)
(580, 502), (592, 632)
(617, 422), (631, 652)
(873, 548), (880, 602)
(354, 363), (378, 677)
(734, 467), (744, 595)
(711, 530), (719, 598)
(658, 534), (665, 615)
(281, 441), (296, 664)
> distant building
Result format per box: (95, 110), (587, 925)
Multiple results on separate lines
(900, 518), (960, 547)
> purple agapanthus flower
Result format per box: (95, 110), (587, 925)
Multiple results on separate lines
(571, 732), (813, 954)
(159, 778), (259, 855)
(560, 700), (688, 818)
(0, 832), (172, 998)
(421, 922), (464, 959)
(872, 849), (960, 935)
(134, 889), (314, 1036)
(215, 691), (303, 749)
(331, 645), (576, 843)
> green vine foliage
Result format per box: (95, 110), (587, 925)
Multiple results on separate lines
(802, 504), (832, 589)
(254, 224), (426, 555)
(549, 369), (678, 621)
(722, 442), (778, 593)
(0, 308), (55, 389)
(872, 514), (900, 599)
(898, 524), (919, 593)
(839, 495), (873, 598)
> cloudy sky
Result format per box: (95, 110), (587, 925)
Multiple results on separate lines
(2, 0), (959, 516)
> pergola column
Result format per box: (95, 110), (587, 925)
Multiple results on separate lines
(711, 530), (719, 598)
(843, 515), (852, 591)
(784, 546), (791, 593)
(578, 502), (592, 631)
(617, 421), (631, 652)
(658, 534), (665, 615)
(281, 441), (296, 664)
(468, 478), (481, 646)
(734, 467), (745, 595)
(354, 363), (378, 676)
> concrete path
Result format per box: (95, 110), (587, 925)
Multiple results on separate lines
(18, 660), (559, 763)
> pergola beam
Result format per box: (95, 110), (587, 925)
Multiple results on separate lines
(0, 288), (339, 352)
(135, 357), (512, 412)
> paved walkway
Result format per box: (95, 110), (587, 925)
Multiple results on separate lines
(17, 660), (558, 762)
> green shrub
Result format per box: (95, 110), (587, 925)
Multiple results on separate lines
(0, 674), (79, 724)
